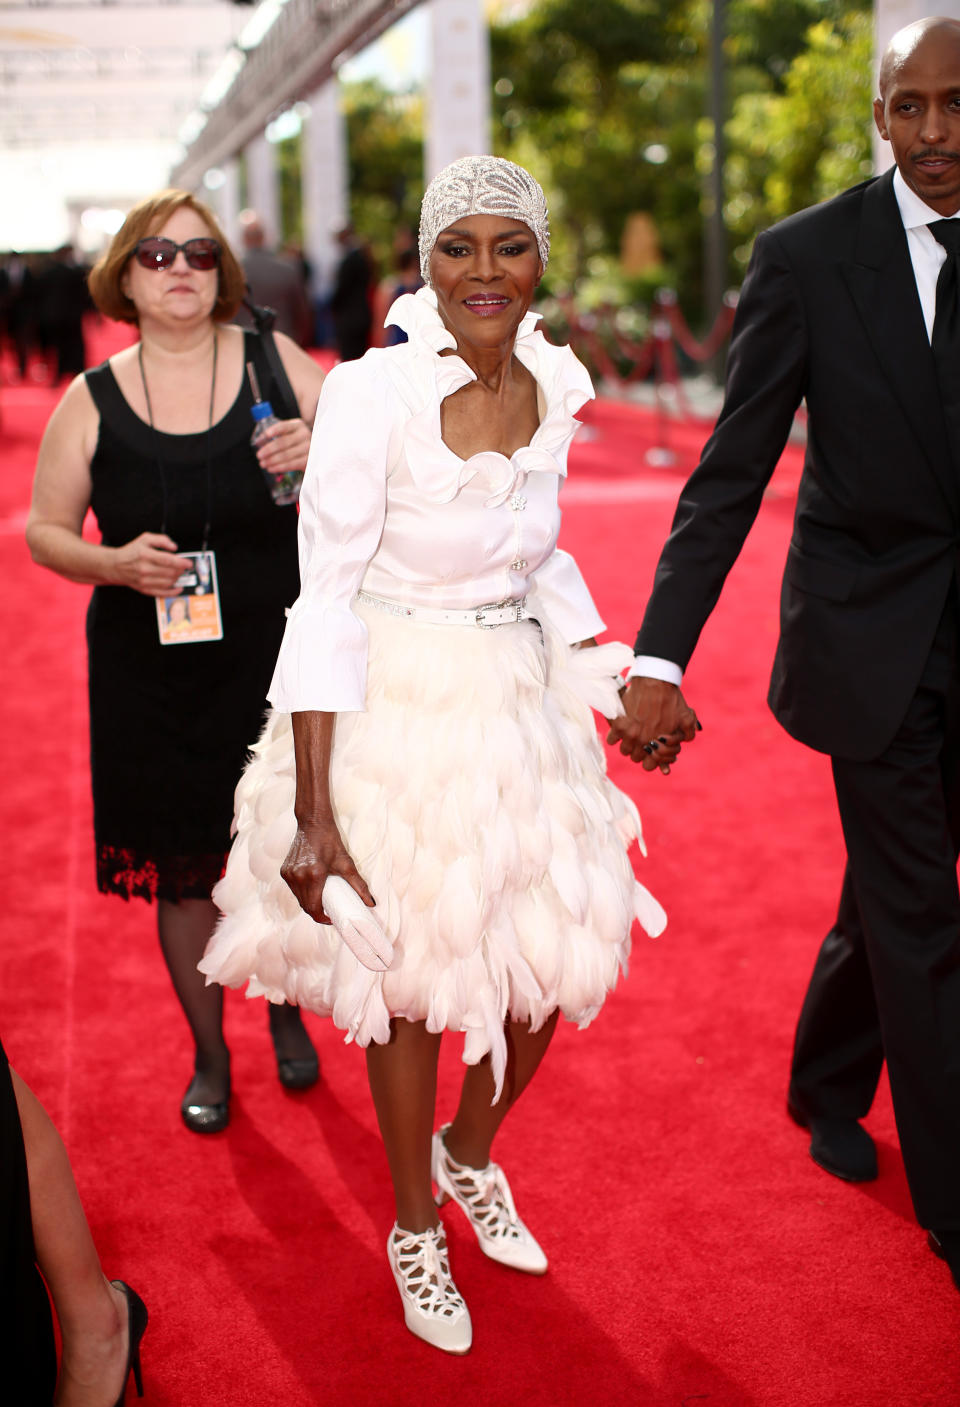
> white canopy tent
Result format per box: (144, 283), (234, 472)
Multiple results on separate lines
(0, 0), (435, 250)
(1, 0), (243, 247)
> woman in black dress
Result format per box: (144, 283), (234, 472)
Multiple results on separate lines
(26, 190), (326, 1133)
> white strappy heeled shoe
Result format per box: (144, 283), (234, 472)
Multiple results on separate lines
(432, 1124), (548, 1275)
(387, 1223), (473, 1354)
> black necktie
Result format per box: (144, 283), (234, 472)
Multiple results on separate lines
(930, 219), (960, 354)
(928, 220), (960, 462)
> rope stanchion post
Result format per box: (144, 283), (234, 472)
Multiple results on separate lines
(646, 290), (677, 467)
(552, 286), (739, 464)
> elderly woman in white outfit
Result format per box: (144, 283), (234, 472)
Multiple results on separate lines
(201, 157), (668, 1353)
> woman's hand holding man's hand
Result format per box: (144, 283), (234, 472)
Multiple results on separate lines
(606, 677), (700, 773)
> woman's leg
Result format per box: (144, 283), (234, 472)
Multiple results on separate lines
(365, 1019), (442, 1231)
(443, 1012), (560, 1169)
(12, 1069), (129, 1407)
(156, 896), (229, 1104)
(267, 1002), (318, 1066)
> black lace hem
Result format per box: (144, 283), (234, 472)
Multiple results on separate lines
(96, 845), (227, 904)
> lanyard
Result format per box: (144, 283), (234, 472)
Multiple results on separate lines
(138, 331), (218, 551)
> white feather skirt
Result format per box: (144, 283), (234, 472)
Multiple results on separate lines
(201, 604), (666, 1097)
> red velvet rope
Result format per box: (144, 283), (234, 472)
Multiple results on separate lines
(555, 288), (738, 393)
(654, 288), (739, 363)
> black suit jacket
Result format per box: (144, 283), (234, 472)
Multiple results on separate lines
(636, 168), (960, 761)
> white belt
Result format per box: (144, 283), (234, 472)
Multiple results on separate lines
(356, 590), (528, 629)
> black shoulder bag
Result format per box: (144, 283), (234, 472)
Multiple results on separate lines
(242, 297), (301, 421)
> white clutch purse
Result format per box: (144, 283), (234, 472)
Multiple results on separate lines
(322, 876), (394, 972)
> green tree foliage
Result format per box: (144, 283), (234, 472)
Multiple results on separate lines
(276, 136), (303, 246)
(330, 2), (873, 319)
(341, 80), (424, 275)
(725, 9), (873, 273)
(489, 0), (872, 318)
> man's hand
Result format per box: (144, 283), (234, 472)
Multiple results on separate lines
(606, 677), (700, 772)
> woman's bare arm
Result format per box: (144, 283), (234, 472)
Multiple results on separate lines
(25, 375), (188, 594)
(280, 711), (374, 924)
(274, 331), (325, 425)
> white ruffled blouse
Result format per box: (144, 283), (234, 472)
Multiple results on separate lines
(268, 286), (605, 713)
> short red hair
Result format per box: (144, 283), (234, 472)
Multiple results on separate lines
(88, 189), (246, 324)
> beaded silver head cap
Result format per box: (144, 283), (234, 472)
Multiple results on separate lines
(418, 155), (550, 285)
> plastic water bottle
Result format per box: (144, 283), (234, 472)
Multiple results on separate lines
(251, 400), (303, 506)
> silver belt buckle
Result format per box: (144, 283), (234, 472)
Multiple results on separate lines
(475, 597), (525, 629)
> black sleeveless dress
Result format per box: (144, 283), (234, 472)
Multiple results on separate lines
(85, 329), (301, 902)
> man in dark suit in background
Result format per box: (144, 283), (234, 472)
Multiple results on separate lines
(238, 211), (311, 345)
(37, 245), (90, 383)
(329, 225), (373, 362)
(608, 15), (960, 1295)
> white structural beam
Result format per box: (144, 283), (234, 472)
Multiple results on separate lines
(0, 6), (241, 51)
(8, 0), (224, 9)
(0, 3), (245, 149)
(301, 80), (348, 296)
(873, 0), (960, 170)
(244, 134), (280, 244)
(0, 99), (198, 145)
(425, 0), (490, 179)
(206, 158), (243, 250)
(171, 0), (424, 190)
(3, 76), (215, 101)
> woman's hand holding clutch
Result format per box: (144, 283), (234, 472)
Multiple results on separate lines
(280, 818), (392, 971)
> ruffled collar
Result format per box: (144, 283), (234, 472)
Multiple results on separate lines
(383, 286), (594, 507)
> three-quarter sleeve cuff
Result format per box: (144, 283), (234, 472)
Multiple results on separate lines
(267, 601), (370, 713)
(526, 549), (606, 644)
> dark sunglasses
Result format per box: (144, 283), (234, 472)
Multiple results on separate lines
(133, 236), (221, 271)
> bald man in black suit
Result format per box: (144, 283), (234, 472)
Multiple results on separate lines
(610, 15), (960, 1295)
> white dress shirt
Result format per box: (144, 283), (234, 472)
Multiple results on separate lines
(268, 287), (606, 713)
(628, 165), (957, 686)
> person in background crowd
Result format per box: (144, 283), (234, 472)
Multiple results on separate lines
(25, 189), (326, 1136)
(329, 224), (373, 361)
(371, 244), (423, 347)
(610, 14), (960, 1300)
(38, 245), (91, 385)
(236, 211), (312, 345)
(201, 155), (667, 1354)
(0, 252), (38, 380)
(281, 240), (313, 301)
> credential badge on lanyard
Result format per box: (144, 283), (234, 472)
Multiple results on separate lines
(156, 550), (223, 645)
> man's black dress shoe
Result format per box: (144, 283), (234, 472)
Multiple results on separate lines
(787, 1100), (878, 1182)
(928, 1230), (960, 1292)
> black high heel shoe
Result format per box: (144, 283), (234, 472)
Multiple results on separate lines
(180, 1069), (230, 1133)
(268, 1005), (320, 1090)
(110, 1280), (147, 1405)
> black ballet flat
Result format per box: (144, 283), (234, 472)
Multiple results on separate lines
(276, 1053), (320, 1090)
(268, 1005), (320, 1090)
(180, 1072), (230, 1134)
(110, 1280), (148, 1405)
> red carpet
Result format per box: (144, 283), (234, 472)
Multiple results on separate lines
(1, 321), (958, 1405)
